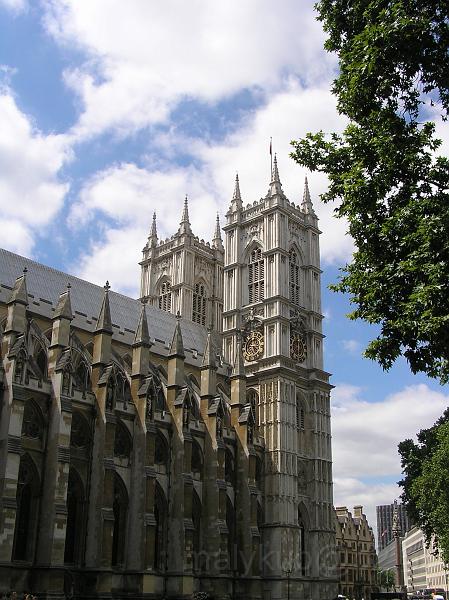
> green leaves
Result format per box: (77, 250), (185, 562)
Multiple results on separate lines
(291, 0), (449, 382)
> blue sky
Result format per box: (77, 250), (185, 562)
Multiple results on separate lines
(1, 0), (448, 536)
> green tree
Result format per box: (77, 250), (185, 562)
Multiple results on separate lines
(290, 0), (449, 382)
(378, 568), (396, 591)
(399, 408), (449, 563)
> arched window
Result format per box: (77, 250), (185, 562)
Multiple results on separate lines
(191, 440), (203, 480)
(114, 422), (132, 460)
(112, 474), (128, 567)
(296, 395), (305, 430)
(225, 448), (235, 485)
(64, 469), (85, 565)
(154, 483), (168, 571)
(289, 250), (300, 306)
(248, 248), (264, 304)
(70, 411), (91, 450)
(74, 361), (91, 393)
(12, 455), (40, 561)
(255, 455), (264, 489)
(158, 281), (172, 313)
(154, 432), (169, 470)
(192, 282), (207, 325)
(21, 401), (44, 442)
(36, 348), (47, 379)
(247, 388), (259, 427)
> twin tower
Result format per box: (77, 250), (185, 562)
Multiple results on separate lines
(139, 157), (335, 598)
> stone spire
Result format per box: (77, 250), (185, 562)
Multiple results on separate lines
(268, 154), (284, 197)
(134, 301), (151, 347)
(54, 283), (73, 320)
(178, 195), (192, 235)
(95, 281), (113, 335)
(148, 212), (158, 247)
(301, 176), (315, 215)
(212, 213), (224, 251)
(169, 312), (185, 358)
(230, 173), (243, 212)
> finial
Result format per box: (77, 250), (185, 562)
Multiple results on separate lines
(176, 310), (181, 320)
(96, 281), (113, 334)
(23, 266), (28, 275)
(178, 196), (192, 234)
(104, 281), (110, 291)
(67, 282), (71, 291)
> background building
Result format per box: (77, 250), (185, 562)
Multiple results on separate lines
(402, 527), (449, 594)
(335, 505), (378, 600)
(0, 163), (337, 599)
(377, 502), (411, 550)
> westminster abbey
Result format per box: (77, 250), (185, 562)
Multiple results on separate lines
(0, 158), (336, 600)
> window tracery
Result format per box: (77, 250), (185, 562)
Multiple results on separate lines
(158, 281), (172, 313)
(289, 250), (300, 306)
(21, 401), (43, 441)
(248, 248), (264, 304)
(114, 422), (132, 459)
(192, 282), (206, 325)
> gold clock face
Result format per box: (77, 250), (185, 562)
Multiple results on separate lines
(290, 334), (306, 362)
(243, 331), (264, 361)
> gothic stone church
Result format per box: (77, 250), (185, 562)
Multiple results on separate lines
(0, 159), (336, 600)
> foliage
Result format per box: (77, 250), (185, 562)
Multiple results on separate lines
(378, 568), (396, 591)
(290, 0), (449, 382)
(399, 408), (449, 563)
(191, 593), (210, 600)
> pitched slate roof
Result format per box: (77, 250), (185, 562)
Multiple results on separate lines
(0, 248), (224, 366)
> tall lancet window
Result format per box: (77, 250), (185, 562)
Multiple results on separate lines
(158, 281), (172, 312)
(248, 248), (264, 304)
(192, 283), (206, 325)
(289, 250), (300, 306)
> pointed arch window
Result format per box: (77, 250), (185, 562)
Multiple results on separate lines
(112, 473), (128, 567)
(114, 421), (132, 460)
(192, 282), (206, 325)
(298, 508), (306, 575)
(35, 348), (47, 379)
(64, 469), (85, 565)
(248, 248), (264, 304)
(158, 281), (172, 313)
(192, 490), (202, 570)
(154, 484), (168, 571)
(247, 388), (259, 427)
(21, 401), (44, 442)
(289, 250), (300, 306)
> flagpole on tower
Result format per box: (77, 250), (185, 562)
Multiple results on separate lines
(270, 137), (273, 179)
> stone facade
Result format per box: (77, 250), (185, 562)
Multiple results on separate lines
(0, 160), (337, 599)
(335, 506), (378, 599)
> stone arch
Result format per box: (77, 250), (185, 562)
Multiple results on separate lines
(70, 411), (91, 451)
(112, 472), (129, 567)
(154, 431), (169, 472)
(156, 277), (172, 313)
(64, 467), (86, 565)
(153, 482), (168, 571)
(225, 447), (235, 485)
(12, 453), (40, 561)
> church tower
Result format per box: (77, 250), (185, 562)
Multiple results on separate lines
(223, 158), (335, 598)
(139, 197), (224, 330)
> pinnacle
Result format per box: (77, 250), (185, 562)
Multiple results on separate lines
(134, 301), (152, 347)
(231, 335), (246, 379)
(229, 173), (243, 212)
(212, 213), (224, 250)
(95, 281), (113, 335)
(267, 153), (284, 197)
(301, 176), (314, 214)
(179, 195), (192, 234)
(201, 329), (216, 369)
(169, 314), (185, 358)
(54, 284), (73, 320)
(149, 212), (158, 243)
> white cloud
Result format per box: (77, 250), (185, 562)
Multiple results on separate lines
(0, 91), (71, 255)
(342, 339), (361, 354)
(331, 383), (449, 538)
(42, 0), (336, 139)
(0, 0), (27, 13)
